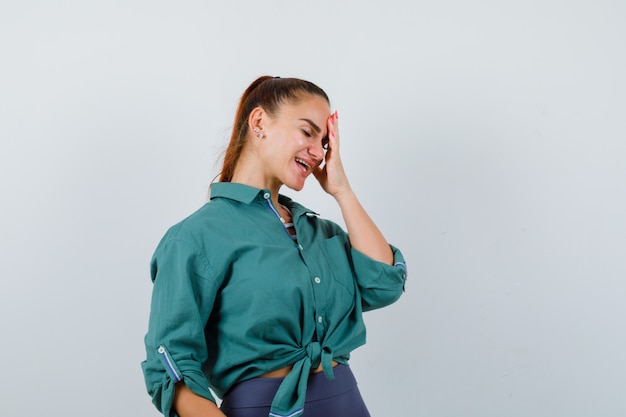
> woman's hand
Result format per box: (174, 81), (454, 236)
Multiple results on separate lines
(314, 111), (393, 265)
(174, 382), (227, 417)
(312, 111), (353, 199)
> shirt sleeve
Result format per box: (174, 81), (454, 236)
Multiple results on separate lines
(351, 244), (407, 312)
(141, 237), (219, 417)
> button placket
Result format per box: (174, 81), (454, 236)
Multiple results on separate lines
(299, 239), (327, 338)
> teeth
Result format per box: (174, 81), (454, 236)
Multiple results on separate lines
(295, 158), (310, 169)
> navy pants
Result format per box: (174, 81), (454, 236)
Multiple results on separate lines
(220, 365), (371, 417)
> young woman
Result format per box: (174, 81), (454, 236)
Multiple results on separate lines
(142, 76), (407, 417)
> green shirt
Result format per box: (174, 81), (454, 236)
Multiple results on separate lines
(141, 182), (407, 417)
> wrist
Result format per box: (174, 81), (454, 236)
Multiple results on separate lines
(332, 186), (356, 205)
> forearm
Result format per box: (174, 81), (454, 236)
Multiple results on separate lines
(174, 382), (226, 417)
(335, 189), (393, 265)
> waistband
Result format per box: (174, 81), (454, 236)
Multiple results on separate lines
(221, 364), (357, 408)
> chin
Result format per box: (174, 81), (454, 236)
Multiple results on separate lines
(284, 178), (307, 192)
(285, 183), (305, 192)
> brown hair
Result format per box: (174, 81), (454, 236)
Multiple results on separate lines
(218, 76), (330, 183)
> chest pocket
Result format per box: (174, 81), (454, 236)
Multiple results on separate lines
(316, 236), (356, 297)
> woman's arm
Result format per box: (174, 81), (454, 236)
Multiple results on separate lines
(313, 111), (393, 265)
(174, 383), (226, 417)
(333, 189), (393, 265)
(142, 238), (224, 417)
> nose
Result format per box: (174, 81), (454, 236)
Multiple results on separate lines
(307, 140), (324, 163)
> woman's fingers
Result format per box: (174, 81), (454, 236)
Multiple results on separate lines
(327, 111), (339, 149)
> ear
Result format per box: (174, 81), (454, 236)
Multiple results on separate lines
(248, 106), (267, 138)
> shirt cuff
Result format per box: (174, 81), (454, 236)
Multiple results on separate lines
(142, 346), (216, 417)
(351, 244), (407, 311)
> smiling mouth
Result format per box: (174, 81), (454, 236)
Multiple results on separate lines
(295, 158), (311, 172)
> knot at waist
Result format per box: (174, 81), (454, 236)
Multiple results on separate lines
(269, 342), (336, 417)
(305, 341), (335, 380)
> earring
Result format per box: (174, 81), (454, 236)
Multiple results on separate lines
(253, 128), (264, 139)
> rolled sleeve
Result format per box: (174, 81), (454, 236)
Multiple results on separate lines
(141, 238), (218, 417)
(351, 244), (407, 312)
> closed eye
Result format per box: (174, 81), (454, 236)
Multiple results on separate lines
(302, 129), (312, 137)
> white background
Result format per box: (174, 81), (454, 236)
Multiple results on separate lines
(1, 1), (625, 416)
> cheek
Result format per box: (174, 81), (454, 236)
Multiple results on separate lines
(293, 134), (310, 148)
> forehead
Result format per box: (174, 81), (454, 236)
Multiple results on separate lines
(278, 94), (330, 120)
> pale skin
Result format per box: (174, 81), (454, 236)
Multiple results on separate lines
(173, 95), (393, 417)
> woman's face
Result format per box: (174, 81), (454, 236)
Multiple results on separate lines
(259, 94), (330, 191)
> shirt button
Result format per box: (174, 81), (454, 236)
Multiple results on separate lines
(318, 316), (323, 323)
(314, 277), (321, 284)
(263, 192), (270, 199)
(298, 244), (304, 251)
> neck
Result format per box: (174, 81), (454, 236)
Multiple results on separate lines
(231, 150), (282, 203)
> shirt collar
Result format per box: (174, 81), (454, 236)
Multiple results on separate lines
(210, 182), (265, 204)
(210, 182), (319, 217)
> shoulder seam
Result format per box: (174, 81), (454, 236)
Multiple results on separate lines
(158, 237), (214, 280)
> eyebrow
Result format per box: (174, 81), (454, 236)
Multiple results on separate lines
(299, 118), (322, 134)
